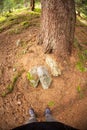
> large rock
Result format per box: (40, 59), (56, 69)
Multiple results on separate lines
(27, 67), (39, 88)
(37, 66), (52, 89)
(46, 56), (61, 76)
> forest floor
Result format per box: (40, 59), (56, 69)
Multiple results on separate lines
(0, 9), (87, 130)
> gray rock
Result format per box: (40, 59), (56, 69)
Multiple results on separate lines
(37, 66), (52, 89)
(46, 56), (61, 76)
(27, 67), (39, 88)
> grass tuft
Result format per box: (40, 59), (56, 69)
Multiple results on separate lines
(1, 69), (25, 97)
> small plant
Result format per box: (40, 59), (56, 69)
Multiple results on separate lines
(76, 50), (87, 72)
(21, 21), (29, 28)
(77, 85), (81, 93)
(1, 70), (25, 97)
(7, 84), (14, 93)
(48, 101), (55, 107)
(77, 85), (84, 99)
(2, 91), (7, 97)
(27, 72), (34, 80)
(76, 62), (86, 72)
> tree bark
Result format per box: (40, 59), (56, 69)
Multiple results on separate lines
(30, 0), (35, 11)
(39, 0), (76, 59)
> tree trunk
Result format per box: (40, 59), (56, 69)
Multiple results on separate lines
(39, 0), (76, 59)
(30, 0), (35, 11)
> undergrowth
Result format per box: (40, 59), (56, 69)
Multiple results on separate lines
(2, 69), (25, 97)
(74, 38), (87, 72)
(0, 8), (40, 33)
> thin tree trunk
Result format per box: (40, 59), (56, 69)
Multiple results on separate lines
(39, 0), (76, 60)
(30, 0), (35, 11)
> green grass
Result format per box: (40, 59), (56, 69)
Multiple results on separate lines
(77, 85), (81, 93)
(76, 61), (86, 72)
(77, 85), (84, 99)
(76, 16), (87, 27)
(76, 50), (87, 72)
(48, 101), (55, 107)
(74, 38), (87, 72)
(1, 70), (25, 97)
(0, 7), (41, 33)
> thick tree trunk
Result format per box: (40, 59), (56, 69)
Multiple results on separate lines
(30, 0), (35, 11)
(39, 0), (76, 59)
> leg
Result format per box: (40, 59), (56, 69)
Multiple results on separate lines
(25, 108), (38, 124)
(27, 116), (38, 123)
(45, 108), (56, 122)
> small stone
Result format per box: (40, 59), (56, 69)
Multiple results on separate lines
(37, 66), (52, 89)
(13, 68), (16, 72)
(17, 101), (21, 105)
(46, 56), (61, 76)
(23, 50), (27, 54)
(16, 39), (21, 47)
(27, 67), (39, 88)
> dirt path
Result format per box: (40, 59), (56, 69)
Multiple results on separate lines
(0, 22), (87, 130)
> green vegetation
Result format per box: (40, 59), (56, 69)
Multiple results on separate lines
(0, 8), (40, 33)
(48, 101), (55, 107)
(76, 61), (86, 72)
(27, 72), (34, 81)
(74, 38), (87, 72)
(0, 0), (41, 14)
(77, 85), (81, 93)
(77, 85), (84, 99)
(75, 0), (87, 17)
(2, 70), (25, 97)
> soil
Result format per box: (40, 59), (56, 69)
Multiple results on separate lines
(0, 17), (87, 130)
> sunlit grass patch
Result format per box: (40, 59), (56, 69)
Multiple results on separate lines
(76, 16), (87, 27)
(0, 8), (40, 33)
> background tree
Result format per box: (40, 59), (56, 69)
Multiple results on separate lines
(39, 0), (76, 61)
(30, 0), (35, 11)
(0, 0), (4, 13)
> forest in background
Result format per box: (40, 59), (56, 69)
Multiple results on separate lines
(0, 0), (87, 16)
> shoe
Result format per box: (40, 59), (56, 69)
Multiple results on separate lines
(45, 107), (51, 115)
(29, 108), (36, 117)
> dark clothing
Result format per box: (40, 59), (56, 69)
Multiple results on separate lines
(13, 122), (78, 130)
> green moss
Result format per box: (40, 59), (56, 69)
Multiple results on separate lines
(34, 8), (41, 14)
(77, 85), (81, 93)
(76, 62), (86, 72)
(75, 38), (87, 72)
(7, 84), (14, 93)
(77, 85), (84, 99)
(0, 16), (6, 24)
(0, 8), (40, 33)
(20, 21), (29, 28)
(8, 28), (22, 34)
(1, 70), (25, 97)
(2, 92), (7, 97)
(27, 72), (34, 80)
